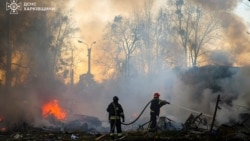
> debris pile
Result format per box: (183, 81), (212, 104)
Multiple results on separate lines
(0, 113), (250, 140)
(215, 113), (250, 141)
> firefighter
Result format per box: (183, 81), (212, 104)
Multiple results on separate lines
(107, 96), (125, 139)
(148, 92), (170, 133)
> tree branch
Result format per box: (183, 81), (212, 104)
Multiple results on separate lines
(11, 63), (30, 69)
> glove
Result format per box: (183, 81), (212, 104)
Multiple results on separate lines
(162, 100), (170, 105)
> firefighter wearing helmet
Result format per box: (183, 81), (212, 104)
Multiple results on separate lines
(148, 92), (170, 133)
(106, 96), (125, 139)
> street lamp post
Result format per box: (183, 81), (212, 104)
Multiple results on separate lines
(78, 40), (96, 87)
(87, 41), (96, 75)
(78, 40), (96, 75)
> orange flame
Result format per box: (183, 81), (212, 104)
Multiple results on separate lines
(1, 127), (6, 132)
(0, 116), (6, 132)
(42, 99), (67, 120)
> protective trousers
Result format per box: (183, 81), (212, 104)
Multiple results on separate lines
(110, 119), (122, 136)
(149, 113), (158, 132)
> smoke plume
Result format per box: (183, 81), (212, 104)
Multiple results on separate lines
(192, 0), (250, 65)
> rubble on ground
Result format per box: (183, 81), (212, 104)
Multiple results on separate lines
(1, 113), (250, 140)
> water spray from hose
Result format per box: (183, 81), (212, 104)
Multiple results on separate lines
(169, 103), (213, 118)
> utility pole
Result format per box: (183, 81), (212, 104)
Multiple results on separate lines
(210, 94), (221, 133)
(70, 48), (74, 86)
(87, 48), (91, 75)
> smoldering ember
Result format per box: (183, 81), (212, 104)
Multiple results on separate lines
(0, 0), (250, 141)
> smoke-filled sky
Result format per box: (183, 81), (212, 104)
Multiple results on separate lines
(64, 0), (250, 82)
(68, 0), (249, 41)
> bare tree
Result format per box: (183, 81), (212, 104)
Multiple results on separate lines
(0, 2), (41, 91)
(47, 9), (78, 82)
(133, 0), (175, 77)
(170, 0), (221, 67)
(188, 7), (221, 67)
(170, 0), (192, 68)
(153, 8), (177, 70)
(0, 6), (78, 95)
(100, 0), (177, 80)
(103, 15), (140, 78)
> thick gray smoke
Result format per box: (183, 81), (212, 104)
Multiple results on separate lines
(192, 0), (250, 65)
(160, 65), (250, 125)
(70, 65), (250, 127)
(191, 0), (239, 10)
(209, 50), (234, 66)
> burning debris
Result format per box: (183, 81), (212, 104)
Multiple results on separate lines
(42, 99), (67, 121)
(0, 116), (6, 132)
(215, 113), (250, 141)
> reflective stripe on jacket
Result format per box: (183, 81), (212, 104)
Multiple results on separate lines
(107, 102), (125, 120)
(110, 116), (121, 120)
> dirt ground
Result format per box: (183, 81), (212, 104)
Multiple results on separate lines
(1, 129), (249, 141)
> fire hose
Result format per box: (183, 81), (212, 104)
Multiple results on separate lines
(121, 100), (213, 126)
(121, 100), (152, 125)
(97, 100), (212, 140)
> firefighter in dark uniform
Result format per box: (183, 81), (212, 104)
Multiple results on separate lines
(149, 92), (170, 133)
(107, 96), (125, 139)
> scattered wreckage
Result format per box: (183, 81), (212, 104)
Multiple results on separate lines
(1, 112), (250, 140)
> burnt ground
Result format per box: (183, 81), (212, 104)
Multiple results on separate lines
(1, 113), (250, 141)
(0, 128), (95, 141)
(0, 125), (250, 141)
(0, 108), (250, 140)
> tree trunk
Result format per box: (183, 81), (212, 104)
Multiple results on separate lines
(5, 14), (12, 93)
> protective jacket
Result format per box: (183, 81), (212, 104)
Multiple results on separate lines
(107, 101), (124, 120)
(150, 98), (168, 116)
